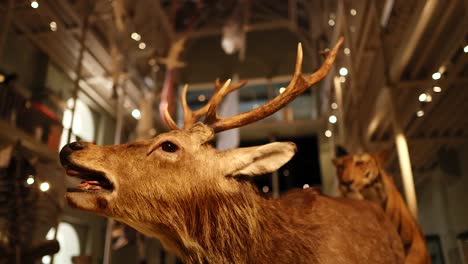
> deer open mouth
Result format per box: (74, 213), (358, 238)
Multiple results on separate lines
(65, 164), (114, 193)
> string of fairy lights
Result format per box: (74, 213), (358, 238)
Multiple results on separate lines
(28, 0), (146, 121)
(324, 5), (468, 139)
(415, 43), (467, 117)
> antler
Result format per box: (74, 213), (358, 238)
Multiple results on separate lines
(163, 37), (344, 132)
(163, 79), (247, 129)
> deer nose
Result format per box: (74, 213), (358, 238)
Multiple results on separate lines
(69, 141), (86, 150)
(59, 141), (88, 166)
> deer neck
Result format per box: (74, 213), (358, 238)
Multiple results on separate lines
(145, 182), (306, 263)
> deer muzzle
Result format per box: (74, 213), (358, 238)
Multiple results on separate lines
(60, 142), (114, 193)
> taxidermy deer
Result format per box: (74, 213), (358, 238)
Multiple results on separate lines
(60, 37), (404, 263)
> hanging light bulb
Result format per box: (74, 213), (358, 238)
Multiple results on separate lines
(49, 21), (57, 31)
(433, 86), (442, 93)
(40, 182), (50, 192)
(132, 109), (141, 120)
(432, 72), (441, 80)
(418, 93), (427, 102)
(339, 67), (348, 76)
(131, 32), (141, 41)
(31, 1), (39, 9)
(26, 175), (35, 185)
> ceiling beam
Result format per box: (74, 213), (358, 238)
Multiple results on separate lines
(406, 54), (468, 136)
(388, 0), (439, 83)
(369, 136), (468, 149)
(154, 0), (175, 42)
(410, 0), (458, 78)
(181, 20), (291, 39)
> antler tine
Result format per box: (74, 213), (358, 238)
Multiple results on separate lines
(189, 79), (247, 124)
(209, 37), (344, 133)
(180, 84), (197, 127)
(205, 79), (232, 124)
(162, 102), (180, 130)
(163, 79), (248, 130)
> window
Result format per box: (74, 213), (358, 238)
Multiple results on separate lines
(43, 222), (81, 264)
(60, 98), (95, 148)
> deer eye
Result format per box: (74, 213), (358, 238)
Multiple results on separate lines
(161, 141), (179, 153)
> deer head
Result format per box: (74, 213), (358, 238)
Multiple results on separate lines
(59, 38), (343, 258)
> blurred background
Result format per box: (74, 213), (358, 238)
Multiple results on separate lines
(0, 0), (467, 263)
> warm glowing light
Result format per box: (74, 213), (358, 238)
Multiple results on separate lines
(148, 58), (156, 66)
(303, 184), (310, 189)
(432, 72), (441, 80)
(350, 9), (357, 16)
(279, 87), (286, 94)
(131, 32), (141, 41)
(262, 186), (269, 193)
(416, 110), (424, 117)
(464, 45), (468, 53)
(40, 182), (50, 192)
(132, 109), (141, 120)
(324, 130), (332, 138)
(331, 102), (338, 109)
(328, 115), (337, 124)
(138, 42), (146, 50)
(418, 93), (432, 102)
(328, 19), (335, 26)
(339, 76), (346, 83)
(26, 175), (35, 185)
(425, 94), (432, 102)
(49, 21), (57, 31)
(0, 74), (5, 83)
(31, 1), (39, 9)
(344, 48), (350, 55)
(433, 86), (442, 93)
(42, 255), (51, 264)
(198, 94), (206, 102)
(418, 93), (427, 102)
(339, 67), (348, 76)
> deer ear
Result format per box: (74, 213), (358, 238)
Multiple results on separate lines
(223, 142), (297, 177)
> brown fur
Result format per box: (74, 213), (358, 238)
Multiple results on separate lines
(334, 153), (430, 264)
(61, 123), (404, 263)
